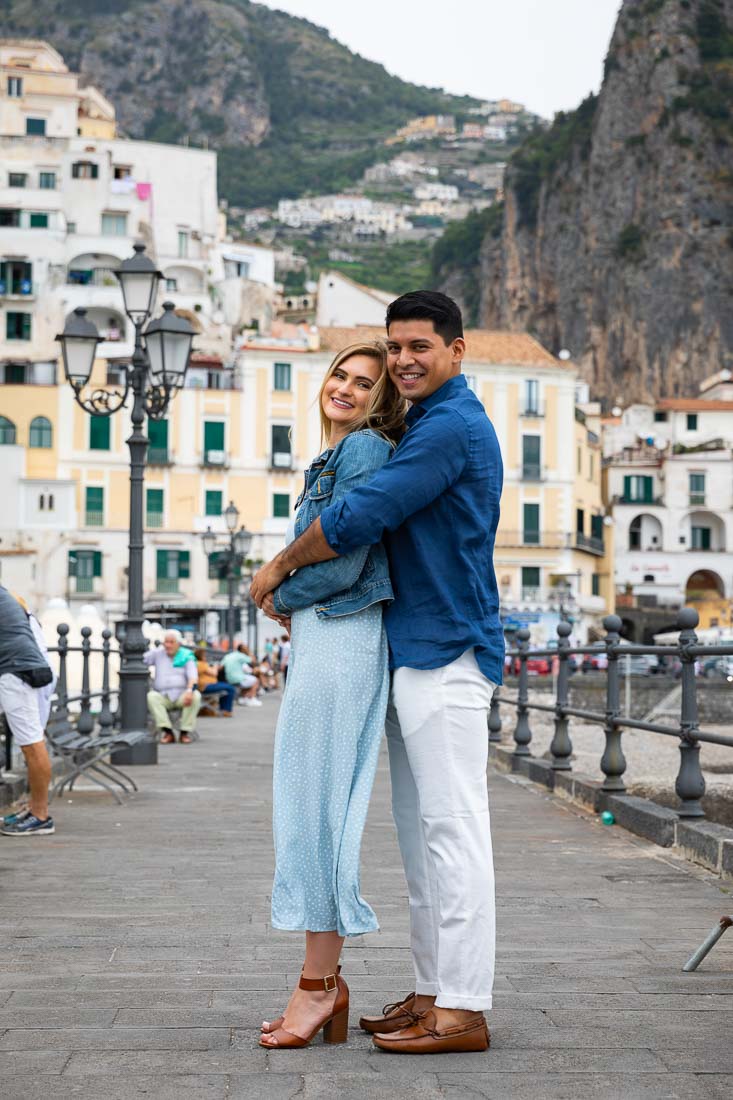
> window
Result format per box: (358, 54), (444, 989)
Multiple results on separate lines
(521, 566), (540, 599)
(589, 453), (594, 480)
(85, 486), (104, 526)
(271, 425), (292, 468)
(629, 516), (641, 550)
(0, 259), (32, 295)
(8, 173), (27, 188)
(273, 493), (290, 518)
(577, 446), (581, 474)
(522, 503), (540, 546)
(5, 362), (25, 383)
(7, 76), (22, 97)
(148, 418), (169, 463)
(592, 574), (600, 597)
(165, 278), (178, 292)
(524, 379), (540, 415)
(156, 549), (190, 592)
(68, 549), (102, 593)
(224, 259), (250, 278)
(178, 230), (189, 258)
(691, 526), (711, 551)
(522, 436), (541, 479)
(623, 475), (653, 503)
(29, 416), (52, 448)
(38, 493), (55, 512)
(591, 514), (604, 541)
(25, 118), (46, 136)
(39, 171), (56, 190)
(643, 574), (655, 583)
(72, 161), (98, 179)
(0, 209), (21, 227)
(29, 212), (48, 228)
(689, 472), (705, 505)
(205, 490), (223, 516)
(67, 221), (76, 234)
(146, 488), (164, 528)
(113, 165), (132, 179)
(654, 410), (667, 422)
(6, 312), (31, 340)
(274, 362), (292, 391)
(203, 421), (226, 464)
(576, 508), (585, 535)
(686, 413), (698, 431)
(101, 212), (127, 236)
(0, 416), (16, 445)
(89, 416), (111, 451)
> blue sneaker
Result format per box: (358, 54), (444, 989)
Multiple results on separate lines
(1, 813), (55, 836)
(3, 809), (30, 825)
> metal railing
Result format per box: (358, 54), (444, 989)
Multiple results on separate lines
(489, 608), (733, 820)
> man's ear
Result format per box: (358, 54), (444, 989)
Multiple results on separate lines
(452, 337), (466, 364)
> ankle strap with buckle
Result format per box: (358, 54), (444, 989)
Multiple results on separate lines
(299, 972), (338, 992)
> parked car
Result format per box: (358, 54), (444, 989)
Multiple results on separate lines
(702, 656), (733, 682)
(510, 655), (552, 676)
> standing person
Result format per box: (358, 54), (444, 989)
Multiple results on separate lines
(144, 630), (200, 743)
(195, 647), (236, 716)
(222, 645), (261, 707)
(252, 292), (503, 1054)
(278, 633), (291, 686)
(0, 587), (56, 837)
(257, 339), (406, 1050)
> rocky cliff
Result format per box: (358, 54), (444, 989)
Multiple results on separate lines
(438, 0), (733, 403)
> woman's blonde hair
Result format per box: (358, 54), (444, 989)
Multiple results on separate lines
(318, 340), (407, 446)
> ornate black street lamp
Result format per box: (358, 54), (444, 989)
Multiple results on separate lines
(201, 500), (252, 652)
(57, 243), (195, 764)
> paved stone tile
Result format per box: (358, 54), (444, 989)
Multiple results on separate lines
(1, 697), (730, 1095)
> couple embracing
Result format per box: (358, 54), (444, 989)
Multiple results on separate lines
(251, 290), (504, 1055)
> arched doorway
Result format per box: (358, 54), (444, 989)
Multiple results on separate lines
(686, 570), (724, 602)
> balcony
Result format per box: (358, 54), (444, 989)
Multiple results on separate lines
(74, 576), (95, 594)
(574, 532), (605, 556)
(613, 494), (664, 506)
(202, 449), (229, 468)
(495, 531), (567, 549)
(689, 493), (706, 506)
(270, 451), (293, 471)
(148, 448), (172, 466)
(85, 511), (104, 527)
(146, 511), (164, 529)
(520, 402), (544, 418)
(521, 463), (544, 481)
(155, 578), (180, 594)
(0, 281), (35, 300)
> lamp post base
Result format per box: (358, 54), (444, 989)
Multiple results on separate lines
(111, 733), (158, 766)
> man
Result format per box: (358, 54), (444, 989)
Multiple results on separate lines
(252, 291), (503, 1055)
(0, 586), (55, 836)
(144, 630), (201, 743)
(278, 634), (291, 686)
(222, 644), (262, 707)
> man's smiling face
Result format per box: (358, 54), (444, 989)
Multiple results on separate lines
(386, 319), (465, 404)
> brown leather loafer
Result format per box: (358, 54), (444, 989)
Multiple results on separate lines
(160, 730), (175, 744)
(359, 992), (418, 1034)
(373, 1009), (490, 1054)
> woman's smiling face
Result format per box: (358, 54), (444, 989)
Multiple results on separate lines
(321, 354), (381, 440)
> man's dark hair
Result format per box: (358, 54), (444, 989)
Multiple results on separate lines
(386, 290), (464, 345)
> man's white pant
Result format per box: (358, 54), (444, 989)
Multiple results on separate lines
(386, 648), (496, 1011)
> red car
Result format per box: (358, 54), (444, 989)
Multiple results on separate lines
(509, 655), (552, 676)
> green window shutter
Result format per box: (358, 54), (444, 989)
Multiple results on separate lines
(68, 550), (78, 577)
(22, 313), (31, 339)
(148, 418), (168, 448)
(274, 362), (291, 391)
(273, 493), (290, 518)
(146, 488), (163, 512)
(93, 551), (102, 577)
(205, 490), (223, 515)
(29, 212), (48, 228)
(623, 475), (631, 500)
(89, 416), (110, 450)
(208, 550), (224, 580)
(521, 566), (540, 588)
(85, 486), (104, 511)
(523, 503), (540, 544)
(642, 476), (653, 503)
(156, 549), (168, 579)
(204, 421), (225, 451)
(178, 551), (190, 579)
(591, 514), (603, 540)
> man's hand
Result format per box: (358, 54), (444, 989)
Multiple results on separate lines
(182, 689), (194, 707)
(250, 557), (288, 608)
(261, 592), (291, 633)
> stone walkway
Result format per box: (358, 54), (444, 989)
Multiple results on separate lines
(1, 694), (732, 1099)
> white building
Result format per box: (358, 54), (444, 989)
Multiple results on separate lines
(315, 271), (394, 328)
(604, 373), (733, 625)
(413, 182), (460, 203)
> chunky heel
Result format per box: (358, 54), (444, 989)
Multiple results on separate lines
(323, 1005), (349, 1044)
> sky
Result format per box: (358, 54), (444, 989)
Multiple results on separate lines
(259, 0), (622, 118)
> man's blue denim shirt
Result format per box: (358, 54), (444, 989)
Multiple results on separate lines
(320, 373), (505, 686)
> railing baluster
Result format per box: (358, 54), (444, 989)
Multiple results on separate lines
(675, 608), (705, 818)
(513, 628), (532, 756)
(54, 623), (70, 729)
(550, 621), (573, 769)
(77, 626), (94, 735)
(99, 628), (114, 732)
(488, 689), (502, 742)
(600, 614), (626, 792)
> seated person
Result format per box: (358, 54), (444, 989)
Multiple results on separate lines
(195, 647), (236, 716)
(144, 630), (201, 743)
(222, 644), (261, 708)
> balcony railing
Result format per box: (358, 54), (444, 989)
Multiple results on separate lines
(689, 493), (706, 506)
(156, 577), (180, 594)
(0, 281), (35, 298)
(521, 402), (544, 418)
(203, 449), (228, 467)
(613, 494), (664, 506)
(148, 448), (171, 465)
(146, 512), (164, 529)
(85, 511), (104, 527)
(75, 576), (94, 594)
(521, 463), (543, 481)
(496, 531), (566, 549)
(271, 452), (293, 470)
(67, 267), (119, 288)
(575, 532), (605, 555)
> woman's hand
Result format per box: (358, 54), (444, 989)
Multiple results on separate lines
(261, 593), (291, 635)
(251, 558), (288, 607)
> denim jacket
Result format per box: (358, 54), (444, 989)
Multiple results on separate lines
(272, 429), (394, 618)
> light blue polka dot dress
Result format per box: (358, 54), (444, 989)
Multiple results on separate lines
(271, 570), (389, 936)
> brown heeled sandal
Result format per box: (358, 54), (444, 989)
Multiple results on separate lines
(261, 965), (342, 1034)
(258, 972), (349, 1049)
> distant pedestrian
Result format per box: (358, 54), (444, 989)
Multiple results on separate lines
(144, 630), (201, 743)
(195, 647), (236, 716)
(0, 587), (56, 836)
(278, 634), (291, 685)
(222, 645), (261, 707)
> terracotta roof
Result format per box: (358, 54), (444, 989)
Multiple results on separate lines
(657, 398), (733, 411)
(319, 326), (563, 367)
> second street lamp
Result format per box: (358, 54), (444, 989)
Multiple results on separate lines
(202, 502), (253, 652)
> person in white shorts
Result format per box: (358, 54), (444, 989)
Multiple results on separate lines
(0, 587), (56, 836)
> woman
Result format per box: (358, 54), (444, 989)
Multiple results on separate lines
(259, 341), (406, 1050)
(194, 647), (236, 716)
